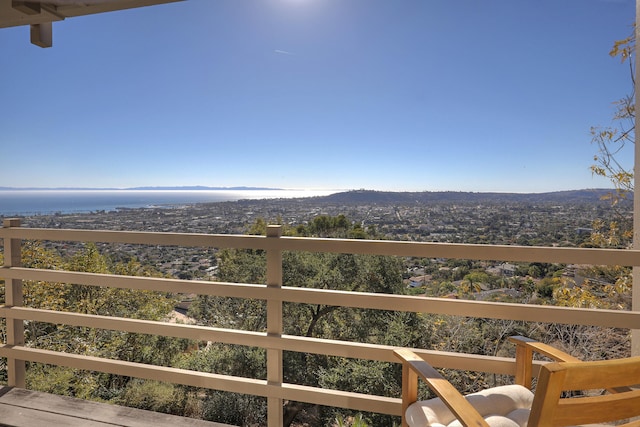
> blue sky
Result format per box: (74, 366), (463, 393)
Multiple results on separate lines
(0, 0), (635, 192)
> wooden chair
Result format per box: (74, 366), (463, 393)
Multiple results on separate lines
(394, 336), (640, 427)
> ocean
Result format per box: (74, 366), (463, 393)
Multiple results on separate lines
(0, 189), (338, 216)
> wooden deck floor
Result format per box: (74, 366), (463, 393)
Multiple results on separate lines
(0, 387), (233, 427)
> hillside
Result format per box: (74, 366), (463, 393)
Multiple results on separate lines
(312, 189), (628, 205)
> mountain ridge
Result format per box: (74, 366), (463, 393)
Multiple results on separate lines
(0, 187), (628, 204)
(0, 186), (280, 191)
(310, 189), (630, 204)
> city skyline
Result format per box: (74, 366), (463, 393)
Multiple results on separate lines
(0, 0), (634, 193)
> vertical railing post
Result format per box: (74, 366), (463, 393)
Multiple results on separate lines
(266, 225), (283, 426)
(633, 0), (640, 357)
(3, 218), (25, 387)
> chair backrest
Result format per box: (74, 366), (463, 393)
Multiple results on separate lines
(528, 355), (640, 427)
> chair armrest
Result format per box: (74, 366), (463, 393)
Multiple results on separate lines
(508, 337), (631, 394)
(509, 336), (580, 362)
(509, 336), (580, 389)
(394, 348), (490, 427)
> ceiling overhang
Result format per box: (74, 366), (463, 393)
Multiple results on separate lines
(1, 0), (183, 47)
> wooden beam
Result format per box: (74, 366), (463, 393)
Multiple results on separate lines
(11, 1), (40, 15)
(266, 225), (283, 427)
(30, 22), (52, 48)
(3, 219), (25, 388)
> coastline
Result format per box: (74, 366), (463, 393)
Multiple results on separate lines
(0, 189), (339, 216)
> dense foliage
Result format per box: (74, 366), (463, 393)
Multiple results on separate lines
(1, 242), (190, 405)
(0, 213), (633, 426)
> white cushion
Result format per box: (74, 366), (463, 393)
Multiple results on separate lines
(406, 384), (534, 427)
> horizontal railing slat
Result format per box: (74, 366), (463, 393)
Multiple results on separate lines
(0, 228), (266, 250)
(278, 383), (402, 416)
(278, 287), (640, 329)
(2, 267), (639, 329)
(1, 267), (268, 299)
(0, 306), (520, 373)
(2, 227), (640, 266)
(1, 224), (639, 422)
(0, 345), (267, 396)
(0, 345), (402, 415)
(0, 306), (266, 347)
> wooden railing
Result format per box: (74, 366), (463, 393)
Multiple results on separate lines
(1, 218), (640, 426)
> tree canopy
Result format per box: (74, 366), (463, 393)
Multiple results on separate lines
(591, 23), (635, 204)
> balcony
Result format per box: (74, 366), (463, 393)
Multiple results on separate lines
(1, 218), (639, 426)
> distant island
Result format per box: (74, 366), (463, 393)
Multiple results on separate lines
(0, 186), (630, 205)
(0, 186), (282, 191)
(126, 186), (282, 191)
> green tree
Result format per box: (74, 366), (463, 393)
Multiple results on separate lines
(591, 24), (635, 203)
(461, 271), (490, 293)
(185, 216), (413, 425)
(586, 24), (636, 331)
(11, 241), (187, 405)
(173, 343), (267, 425)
